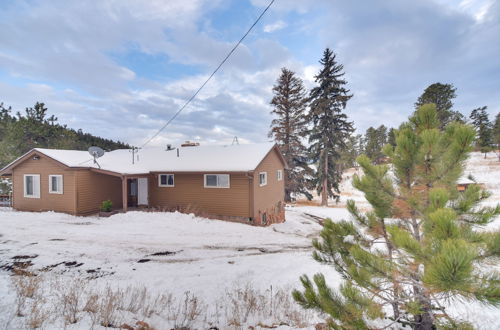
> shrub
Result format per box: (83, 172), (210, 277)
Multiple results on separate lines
(100, 200), (113, 212)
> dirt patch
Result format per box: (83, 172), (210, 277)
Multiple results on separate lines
(137, 258), (151, 263)
(40, 262), (64, 272)
(83, 268), (115, 279)
(49, 238), (65, 241)
(12, 254), (38, 260)
(149, 250), (181, 256)
(40, 261), (84, 272)
(0, 259), (36, 276)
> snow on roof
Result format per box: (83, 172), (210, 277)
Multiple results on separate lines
(457, 175), (476, 185)
(25, 143), (277, 175)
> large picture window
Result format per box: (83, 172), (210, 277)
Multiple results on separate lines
(159, 174), (174, 187)
(49, 175), (63, 194)
(204, 174), (230, 188)
(24, 174), (40, 198)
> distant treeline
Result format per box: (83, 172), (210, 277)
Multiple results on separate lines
(0, 102), (131, 168)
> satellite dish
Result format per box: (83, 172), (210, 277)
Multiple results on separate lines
(88, 146), (104, 168)
(88, 146), (105, 158)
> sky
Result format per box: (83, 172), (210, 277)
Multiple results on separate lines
(0, 0), (499, 147)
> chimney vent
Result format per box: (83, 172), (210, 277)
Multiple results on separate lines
(181, 141), (200, 147)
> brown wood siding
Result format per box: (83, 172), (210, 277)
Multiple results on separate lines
(12, 154), (77, 214)
(75, 171), (123, 215)
(253, 148), (286, 225)
(149, 172), (250, 218)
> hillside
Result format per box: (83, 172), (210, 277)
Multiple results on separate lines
(0, 102), (130, 168)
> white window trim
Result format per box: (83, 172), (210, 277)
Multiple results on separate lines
(259, 172), (267, 187)
(48, 175), (63, 194)
(158, 174), (175, 187)
(23, 174), (40, 199)
(204, 174), (230, 188)
(277, 170), (283, 181)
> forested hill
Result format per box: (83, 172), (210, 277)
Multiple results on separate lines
(0, 102), (131, 168)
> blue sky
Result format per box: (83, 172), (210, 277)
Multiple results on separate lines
(0, 0), (499, 147)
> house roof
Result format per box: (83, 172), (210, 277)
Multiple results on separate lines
(457, 175), (476, 185)
(1, 143), (284, 176)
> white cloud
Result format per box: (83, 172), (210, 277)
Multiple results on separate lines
(263, 20), (286, 33)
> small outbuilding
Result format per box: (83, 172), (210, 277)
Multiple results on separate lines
(0, 143), (287, 226)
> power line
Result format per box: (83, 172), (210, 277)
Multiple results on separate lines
(140, 0), (276, 148)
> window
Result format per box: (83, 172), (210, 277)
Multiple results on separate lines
(277, 170), (283, 181)
(259, 172), (267, 186)
(204, 174), (230, 188)
(49, 175), (63, 194)
(159, 174), (174, 187)
(24, 174), (40, 198)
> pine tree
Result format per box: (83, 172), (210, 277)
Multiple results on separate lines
(470, 106), (493, 158)
(494, 113), (500, 161)
(388, 127), (397, 147)
(415, 83), (463, 129)
(339, 134), (363, 170)
(364, 125), (388, 163)
(293, 104), (500, 329)
(307, 48), (354, 206)
(269, 68), (312, 201)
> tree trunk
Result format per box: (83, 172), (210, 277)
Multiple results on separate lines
(285, 188), (291, 202)
(413, 305), (435, 330)
(321, 149), (328, 206)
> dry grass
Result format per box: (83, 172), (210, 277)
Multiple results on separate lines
(9, 274), (315, 329)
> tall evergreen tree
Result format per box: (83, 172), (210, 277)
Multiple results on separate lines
(307, 48), (354, 206)
(364, 125), (388, 163)
(269, 68), (312, 201)
(415, 83), (463, 129)
(339, 134), (363, 170)
(470, 106), (493, 157)
(294, 104), (500, 329)
(494, 113), (500, 160)
(388, 127), (397, 147)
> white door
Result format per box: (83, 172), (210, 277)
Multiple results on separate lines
(138, 178), (148, 205)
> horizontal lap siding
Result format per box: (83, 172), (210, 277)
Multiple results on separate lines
(149, 173), (250, 218)
(253, 149), (285, 224)
(75, 171), (123, 215)
(12, 155), (76, 214)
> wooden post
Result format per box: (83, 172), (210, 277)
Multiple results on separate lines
(122, 176), (128, 212)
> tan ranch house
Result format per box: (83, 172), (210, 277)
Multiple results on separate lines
(0, 143), (286, 226)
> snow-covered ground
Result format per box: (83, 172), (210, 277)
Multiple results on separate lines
(0, 207), (348, 329)
(0, 152), (499, 329)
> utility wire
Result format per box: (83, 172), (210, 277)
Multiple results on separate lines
(140, 0), (276, 148)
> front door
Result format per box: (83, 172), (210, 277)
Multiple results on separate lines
(138, 178), (148, 206)
(128, 179), (138, 207)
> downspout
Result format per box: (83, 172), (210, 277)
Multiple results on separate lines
(246, 171), (254, 220)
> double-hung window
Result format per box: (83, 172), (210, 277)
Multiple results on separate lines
(24, 174), (40, 198)
(49, 175), (63, 194)
(204, 174), (230, 188)
(159, 174), (174, 187)
(259, 172), (267, 186)
(277, 170), (283, 181)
